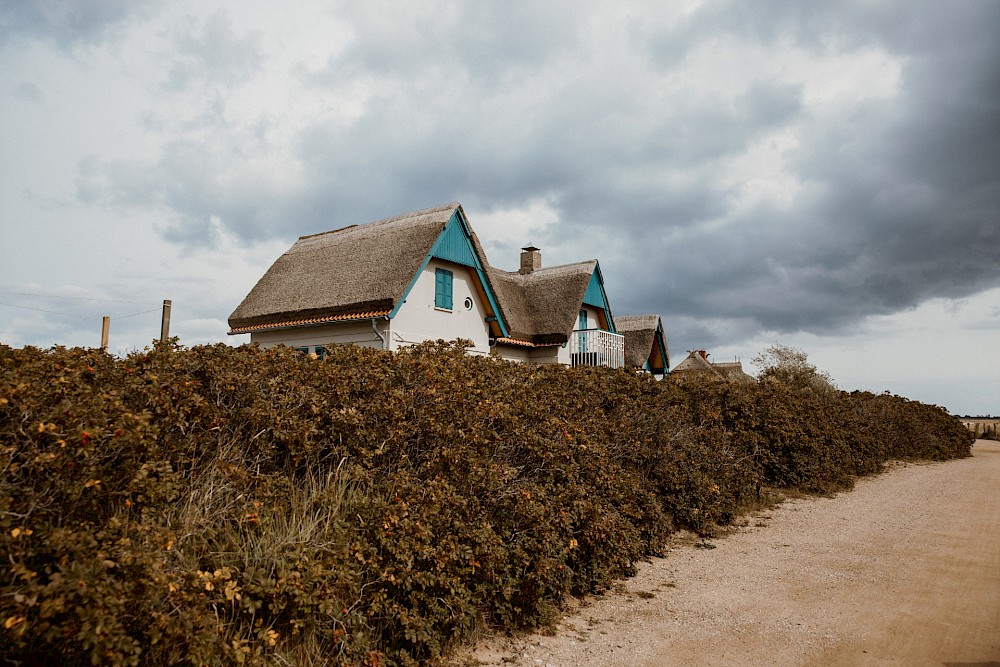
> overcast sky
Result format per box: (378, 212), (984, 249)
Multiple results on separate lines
(2, 1), (998, 415)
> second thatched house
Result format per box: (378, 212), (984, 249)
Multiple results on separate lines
(228, 202), (667, 372)
(671, 350), (753, 382)
(615, 315), (670, 377)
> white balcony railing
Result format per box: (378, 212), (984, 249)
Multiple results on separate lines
(568, 329), (625, 369)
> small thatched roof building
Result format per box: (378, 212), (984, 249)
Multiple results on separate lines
(489, 260), (614, 346)
(615, 314), (669, 375)
(711, 360), (754, 382)
(671, 350), (754, 383)
(671, 350), (721, 378)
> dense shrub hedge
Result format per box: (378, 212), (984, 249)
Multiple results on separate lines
(0, 341), (972, 665)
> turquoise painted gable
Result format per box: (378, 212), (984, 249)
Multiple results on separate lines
(390, 209), (509, 338)
(651, 321), (669, 374)
(581, 266), (616, 332)
(582, 273), (604, 308)
(430, 213), (477, 266)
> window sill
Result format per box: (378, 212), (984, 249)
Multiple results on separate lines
(435, 307), (453, 313)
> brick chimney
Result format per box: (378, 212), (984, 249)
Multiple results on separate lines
(519, 246), (541, 274)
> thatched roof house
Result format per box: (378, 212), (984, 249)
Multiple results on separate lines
(615, 315), (670, 376)
(671, 350), (721, 378)
(228, 202), (667, 370)
(229, 203), (505, 337)
(489, 260), (612, 345)
(711, 360), (754, 382)
(671, 350), (753, 382)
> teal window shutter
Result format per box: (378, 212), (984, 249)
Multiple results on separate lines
(435, 268), (453, 310)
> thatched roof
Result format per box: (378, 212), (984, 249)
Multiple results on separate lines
(672, 350), (722, 376)
(671, 351), (755, 382)
(615, 314), (668, 370)
(712, 361), (755, 382)
(229, 203), (474, 331)
(487, 261), (597, 345)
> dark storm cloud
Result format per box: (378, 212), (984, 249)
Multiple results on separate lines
(289, 56), (804, 235)
(78, 1), (1000, 352)
(785, 9), (1000, 304)
(610, 1), (1000, 348)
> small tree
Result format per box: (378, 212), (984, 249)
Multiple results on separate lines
(751, 344), (836, 392)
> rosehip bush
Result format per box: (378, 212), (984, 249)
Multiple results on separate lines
(0, 340), (972, 665)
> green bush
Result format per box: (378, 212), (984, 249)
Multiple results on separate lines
(0, 340), (972, 665)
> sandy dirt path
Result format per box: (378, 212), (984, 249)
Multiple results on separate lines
(455, 439), (1000, 667)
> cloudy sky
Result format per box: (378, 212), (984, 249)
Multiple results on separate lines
(2, 0), (998, 415)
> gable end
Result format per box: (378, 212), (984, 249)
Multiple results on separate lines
(430, 214), (477, 266)
(580, 264), (617, 333)
(389, 208), (510, 338)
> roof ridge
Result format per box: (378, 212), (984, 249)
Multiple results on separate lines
(615, 314), (661, 330)
(492, 259), (597, 282)
(230, 203), (459, 330)
(297, 202), (459, 241)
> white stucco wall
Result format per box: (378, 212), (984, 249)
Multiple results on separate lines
(577, 305), (607, 332)
(552, 344), (571, 365)
(250, 320), (384, 350)
(388, 259), (491, 355)
(495, 345), (530, 363)
(494, 344), (563, 364)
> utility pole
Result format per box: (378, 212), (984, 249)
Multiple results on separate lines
(100, 316), (110, 351)
(160, 299), (172, 342)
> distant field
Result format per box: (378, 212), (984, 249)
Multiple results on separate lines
(961, 419), (1000, 438)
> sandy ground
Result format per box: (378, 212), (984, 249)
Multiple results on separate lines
(452, 439), (1000, 667)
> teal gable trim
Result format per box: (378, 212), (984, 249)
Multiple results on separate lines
(581, 263), (617, 333)
(388, 209), (510, 338)
(655, 322), (670, 374)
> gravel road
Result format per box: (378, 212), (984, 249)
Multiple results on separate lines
(455, 439), (1000, 667)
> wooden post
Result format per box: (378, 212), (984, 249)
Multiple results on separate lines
(101, 316), (110, 351)
(160, 299), (172, 342)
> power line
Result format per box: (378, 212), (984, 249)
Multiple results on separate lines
(0, 290), (160, 306)
(0, 301), (98, 320)
(2, 297), (173, 352)
(112, 308), (161, 320)
(0, 302), (162, 321)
